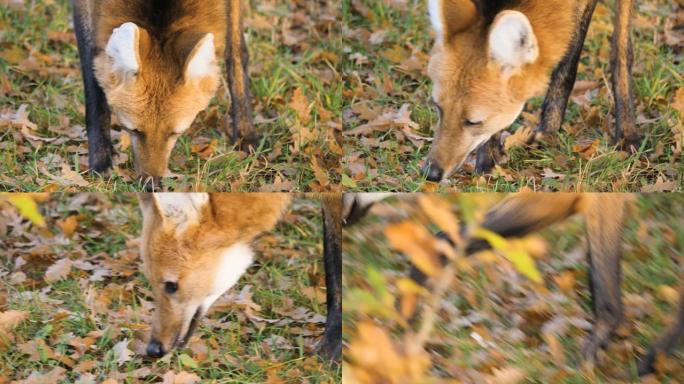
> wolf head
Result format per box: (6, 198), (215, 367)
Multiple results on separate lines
(95, 23), (221, 185)
(423, 0), (574, 180)
(137, 193), (253, 357)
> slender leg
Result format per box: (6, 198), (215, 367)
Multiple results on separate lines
(226, 0), (258, 148)
(317, 194), (342, 361)
(474, 0), (599, 172)
(638, 286), (684, 375)
(611, 0), (639, 148)
(72, 2), (112, 174)
(581, 197), (626, 364)
(533, 0), (599, 140)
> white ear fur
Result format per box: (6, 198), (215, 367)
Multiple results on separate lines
(428, 0), (445, 38)
(152, 193), (210, 233)
(106, 22), (141, 74)
(185, 33), (217, 80)
(488, 11), (539, 76)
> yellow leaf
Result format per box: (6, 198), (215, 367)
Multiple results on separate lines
(5, 194), (46, 227)
(474, 228), (542, 283)
(658, 285), (680, 305)
(396, 278), (425, 319)
(385, 221), (441, 278)
(56, 215), (78, 237)
(417, 195), (460, 244)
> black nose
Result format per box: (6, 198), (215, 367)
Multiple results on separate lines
(422, 162), (444, 182)
(146, 338), (165, 358)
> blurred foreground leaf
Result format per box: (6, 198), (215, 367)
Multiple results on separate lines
(3, 193), (46, 227)
(474, 228), (542, 283)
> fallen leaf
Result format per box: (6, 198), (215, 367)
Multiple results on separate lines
(162, 370), (201, 384)
(289, 87), (311, 124)
(56, 215), (78, 237)
(45, 258), (73, 283)
(111, 339), (133, 366)
(0, 310), (29, 333)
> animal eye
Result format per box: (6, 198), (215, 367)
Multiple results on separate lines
(164, 281), (178, 294)
(464, 119), (482, 127)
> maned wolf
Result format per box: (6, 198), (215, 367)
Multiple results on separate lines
(72, 0), (256, 188)
(345, 193), (684, 375)
(137, 193), (342, 361)
(423, 0), (638, 181)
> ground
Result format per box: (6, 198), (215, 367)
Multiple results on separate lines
(0, 194), (339, 383)
(343, 194), (684, 383)
(342, 0), (684, 192)
(0, 0), (342, 192)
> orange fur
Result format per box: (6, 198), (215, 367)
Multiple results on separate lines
(88, 0), (227, 178)
(139, 193), (292, 351)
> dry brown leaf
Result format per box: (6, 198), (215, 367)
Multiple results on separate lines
(56, 215), (78, 237)
(673, 87), (684, 118)
(112, 339), (133, 366)
(571, 139), (599, 160)
(289, 87), (311, 124)
(16, 367), (66, 384)
(641, 177), (677, 193)
(45, 258), (73, 282)
(162, 370), (201, 384)
(73, 360), (98, 373)
(0, 310), (29, 333)
(0, 104), (37, 130)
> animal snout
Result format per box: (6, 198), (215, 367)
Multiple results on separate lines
(146, 338), (165, 358)
(422, 162), (444, 182)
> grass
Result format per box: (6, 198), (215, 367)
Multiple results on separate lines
(0, 0), (342, 192)
(343, 194), (684, 382)
(0, 195), (339, 382)
(341, 0), (684, 192)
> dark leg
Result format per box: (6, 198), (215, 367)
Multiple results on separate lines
(226, 0), (258, 148)
(72, 2), (112, 174)
(474, 1), (599, 171)
(611, 0), (639, 148)
(474, 134), (503, 174)
(638, 286), (684, 375)
(533, 0), (599, 141)
(317, 194), (342, 361)
(581, 198), (626, 364)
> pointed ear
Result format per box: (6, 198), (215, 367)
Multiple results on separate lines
(429, 0), (477, 42)
(105, 22), (142, 75)
(139, 193), (210, 234)
(150, 193), (210, 233)
(184, 33), (217, 80)
(488, 11), (539, 77)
